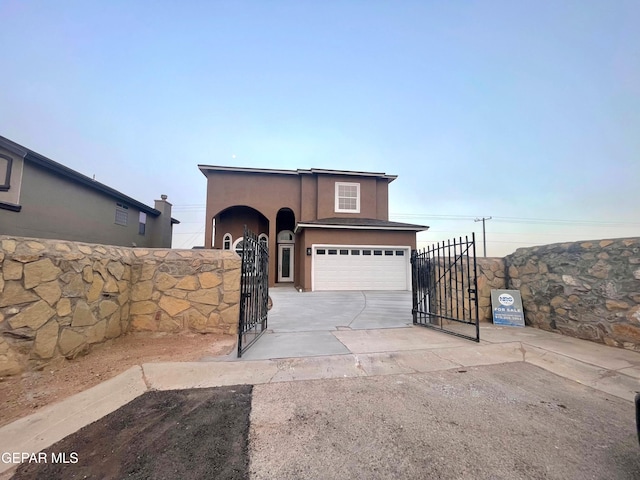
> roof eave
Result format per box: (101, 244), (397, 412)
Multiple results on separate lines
(198, 165), (299, 177)
(294, 223), (429, 234)
(198, 164), (397, 181)
(0, 135), (170, 217)
(24, 151), (162, 217)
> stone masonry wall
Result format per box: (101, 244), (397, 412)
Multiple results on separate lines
(505, 237), (640, 351)
(475, 258), (507, 322)
(127, 249), (241, 335)
(0, 236), (241, 376)
(428, 257), (506, 324)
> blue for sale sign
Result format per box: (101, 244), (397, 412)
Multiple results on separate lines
(491, 289), (525, 326)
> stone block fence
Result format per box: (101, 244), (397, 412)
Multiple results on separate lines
(505, 237), (640, 351)
(467, 237), (639, 351)
(2, 234), (639, 375)
(0, 236), (241, 376)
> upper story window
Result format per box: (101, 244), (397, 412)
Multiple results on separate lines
(115, 203), (129, 226)
(0, 154), (12, 191)
(138, 212), (147, 235)
(335, 182), (360, 213)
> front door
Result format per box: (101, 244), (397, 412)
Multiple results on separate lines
(278, 244), (294, 282)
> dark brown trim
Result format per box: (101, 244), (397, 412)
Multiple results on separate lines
(198, 164), (398, 182)
(0, 153), (12, 191)
(0, 200), (21, 212)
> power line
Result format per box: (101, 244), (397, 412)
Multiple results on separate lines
(175, 226), (205, 249)
(391, 213), (640, 227)
(172, 206), (639, 227)
(492, 216), (639, 227)
(421, 229), (630, 238)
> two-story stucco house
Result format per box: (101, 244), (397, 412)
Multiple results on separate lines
(199, 165), (427, 291)
(0, 135), (179, 247)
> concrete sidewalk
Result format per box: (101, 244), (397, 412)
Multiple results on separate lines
(1, 323), (640, 476)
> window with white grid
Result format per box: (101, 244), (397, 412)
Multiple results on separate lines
(115, 203), (129, 226)
(335, 182), (360, 213)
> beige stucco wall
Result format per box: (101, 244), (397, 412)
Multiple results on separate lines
(0, 146), (24, 206)
(0, 236), (240, 376)
(0, 161), (173, 248)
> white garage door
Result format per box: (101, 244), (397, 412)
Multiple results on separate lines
(313, 246), (410, 291)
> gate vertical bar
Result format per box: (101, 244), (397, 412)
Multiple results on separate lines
(466, 235), (472, 323)
(472, 232), (480, 342)
(453, 237), (459, 322)
(237, 230), (247, 356)
(447, 239), (453, 324)
(411, 250), (418, 324)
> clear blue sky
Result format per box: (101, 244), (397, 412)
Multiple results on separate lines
(1, 0), (638, 255)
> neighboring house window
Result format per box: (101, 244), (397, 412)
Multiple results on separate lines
(223, 233), (232, 250)
(335, 182), (360, 213)
(233, 237), (244, 255)
(258, 233), (268, 250)
(138, 212), (147, 235)
(0, 154), (12, 191)
(115, 203), (129, 226)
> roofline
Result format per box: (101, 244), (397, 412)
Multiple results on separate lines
(1, 135), (163, 217)
(198, 165), (299, 176)
(307, 168), (397, 181)
(198, 164), (397, 182)
(294, 222), (428, 234)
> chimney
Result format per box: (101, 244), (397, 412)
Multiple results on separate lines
(154, 194), (174, 248)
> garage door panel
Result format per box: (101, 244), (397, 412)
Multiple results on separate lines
(314, 247), (409, 291)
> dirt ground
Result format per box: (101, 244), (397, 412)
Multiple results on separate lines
(10, 386), (252, 480)
(0, 332), (236, 428)
(5, 362), (640, 480)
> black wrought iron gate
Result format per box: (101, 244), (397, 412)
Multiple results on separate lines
(237, 226), (269, 357)
(411, 234), (480, 342)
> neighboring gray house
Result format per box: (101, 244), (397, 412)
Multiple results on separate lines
(0, 135), (178, 248)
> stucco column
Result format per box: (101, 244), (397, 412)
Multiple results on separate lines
(268, 221), (277, 287)
(204, 215), (213, 249)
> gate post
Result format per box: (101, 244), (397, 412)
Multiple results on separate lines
(411, 250), (417, 325)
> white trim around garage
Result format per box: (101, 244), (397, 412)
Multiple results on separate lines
(311, 244), (412, 291)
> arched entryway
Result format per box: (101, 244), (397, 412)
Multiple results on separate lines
(276, 208), (295, 283)
(213, 205), (269, 252)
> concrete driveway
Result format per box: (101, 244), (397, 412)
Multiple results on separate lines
(239, 288), (414, 360)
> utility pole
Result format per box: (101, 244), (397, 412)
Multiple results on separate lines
(474, 217), (492, 257)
